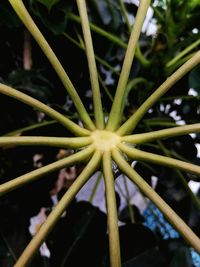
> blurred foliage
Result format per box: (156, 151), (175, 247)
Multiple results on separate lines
(0, 0), (200, 266)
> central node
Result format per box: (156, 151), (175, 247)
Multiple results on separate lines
(91, 130), (120, 152)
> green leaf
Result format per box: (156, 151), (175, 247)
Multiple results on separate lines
(189, 0), (200, 10)
(35, 0), (60, 12)
(6, 70), (54, 103)
(0, 1), (21, 27)
(30, 0), (73, 34)
(188, 65), (200, 94)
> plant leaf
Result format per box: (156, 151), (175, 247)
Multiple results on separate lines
(35, 0), (60, 12)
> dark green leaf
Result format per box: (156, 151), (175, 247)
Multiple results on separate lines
(30, 0), (73, 34)
(35, 0), (60, 12)
(0, 1), (21, 27)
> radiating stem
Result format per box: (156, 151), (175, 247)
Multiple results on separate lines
(117, 50), (200, 135)
(112, 148), (200, 253)
(9, 0), (95, 131)
(14, 150), (101, 267)
(0, 83), (89, 136)
(0, 145), (95, 196)
(69, 13), (150, 66)
(119, 143), (200, 177)
(122, 123), (200, 144)
(119, 0), (150, 67)
(0, 136), (92, 149)
(106, 0), (150, 131)
(76, 0), (104, 129)
(166, 39), (200, 68)
(103, 152), (121, 267)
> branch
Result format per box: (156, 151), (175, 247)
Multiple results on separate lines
(0, 83), (89, 136)
(9, 0), (95, 131)
(106, 0), (150, 131)
(14, 150), (101, 267)
(0, 145), (95, 196)
(103, 152), (121, 267)
(119, 143), (200, 177)
(76, 0), (104, 129)
(0, 136), (92, 148)
(112, 148), (200, 253)
(122, 123), (200, 144)
(117, 50), (200, 135)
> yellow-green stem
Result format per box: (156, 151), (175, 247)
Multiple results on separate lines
(166, 38), (200, 68)
(122, 123), (200, 144)
(14, 150), (101, 267)
(9, 0), (95, 131)
(103, 152), (121, 267)
(0, 136), (92, 148)
(119, 0), (150, 67)
(76, 0), (104, 129)
(0, 83), (90, 136)
(119, 143), (200, 178)
(0, 145), (95, 196)
(106, 0), (150, 131)
(68, 13), (150, 66)
(118, 51), (200, 135)
(112, 148), (200, 253)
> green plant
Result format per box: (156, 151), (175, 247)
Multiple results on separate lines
(0, 0), (200, 266)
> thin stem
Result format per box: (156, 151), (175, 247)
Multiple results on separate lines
(119, 0), (150, 67)
(76, 0), (104, 129)
(0, 230), (17, 262)
(119, 0), (131, 32)
(0, 136), (92, 148)
(122, 175), (135, 223)
(0, 145), (95, 196)
(122, 123), (200, 144)
(143, 119), (178, 127)
(64, 32), (117, 101)
(122, 77), (147, 111)
(64, 32), (119, 75)
(3, 120), (57, 137)
(0, 83), (89, 136)
(117, 50), (200, 135)
(69, 13), (150, 67)
(156, 140), (200, 210)
(103, 152), (121, 267)
(9, 0), (95, 131)
(98, 74), (114, 102)
(166, 39), (200, 68)
(14, 150), (101, 267)
(119, 143), (200, 177)
(112, 148), (200, 253)
(89, 172), (102, 203)
(68, 13), (127, 49)
(106, 0), (150, 131)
